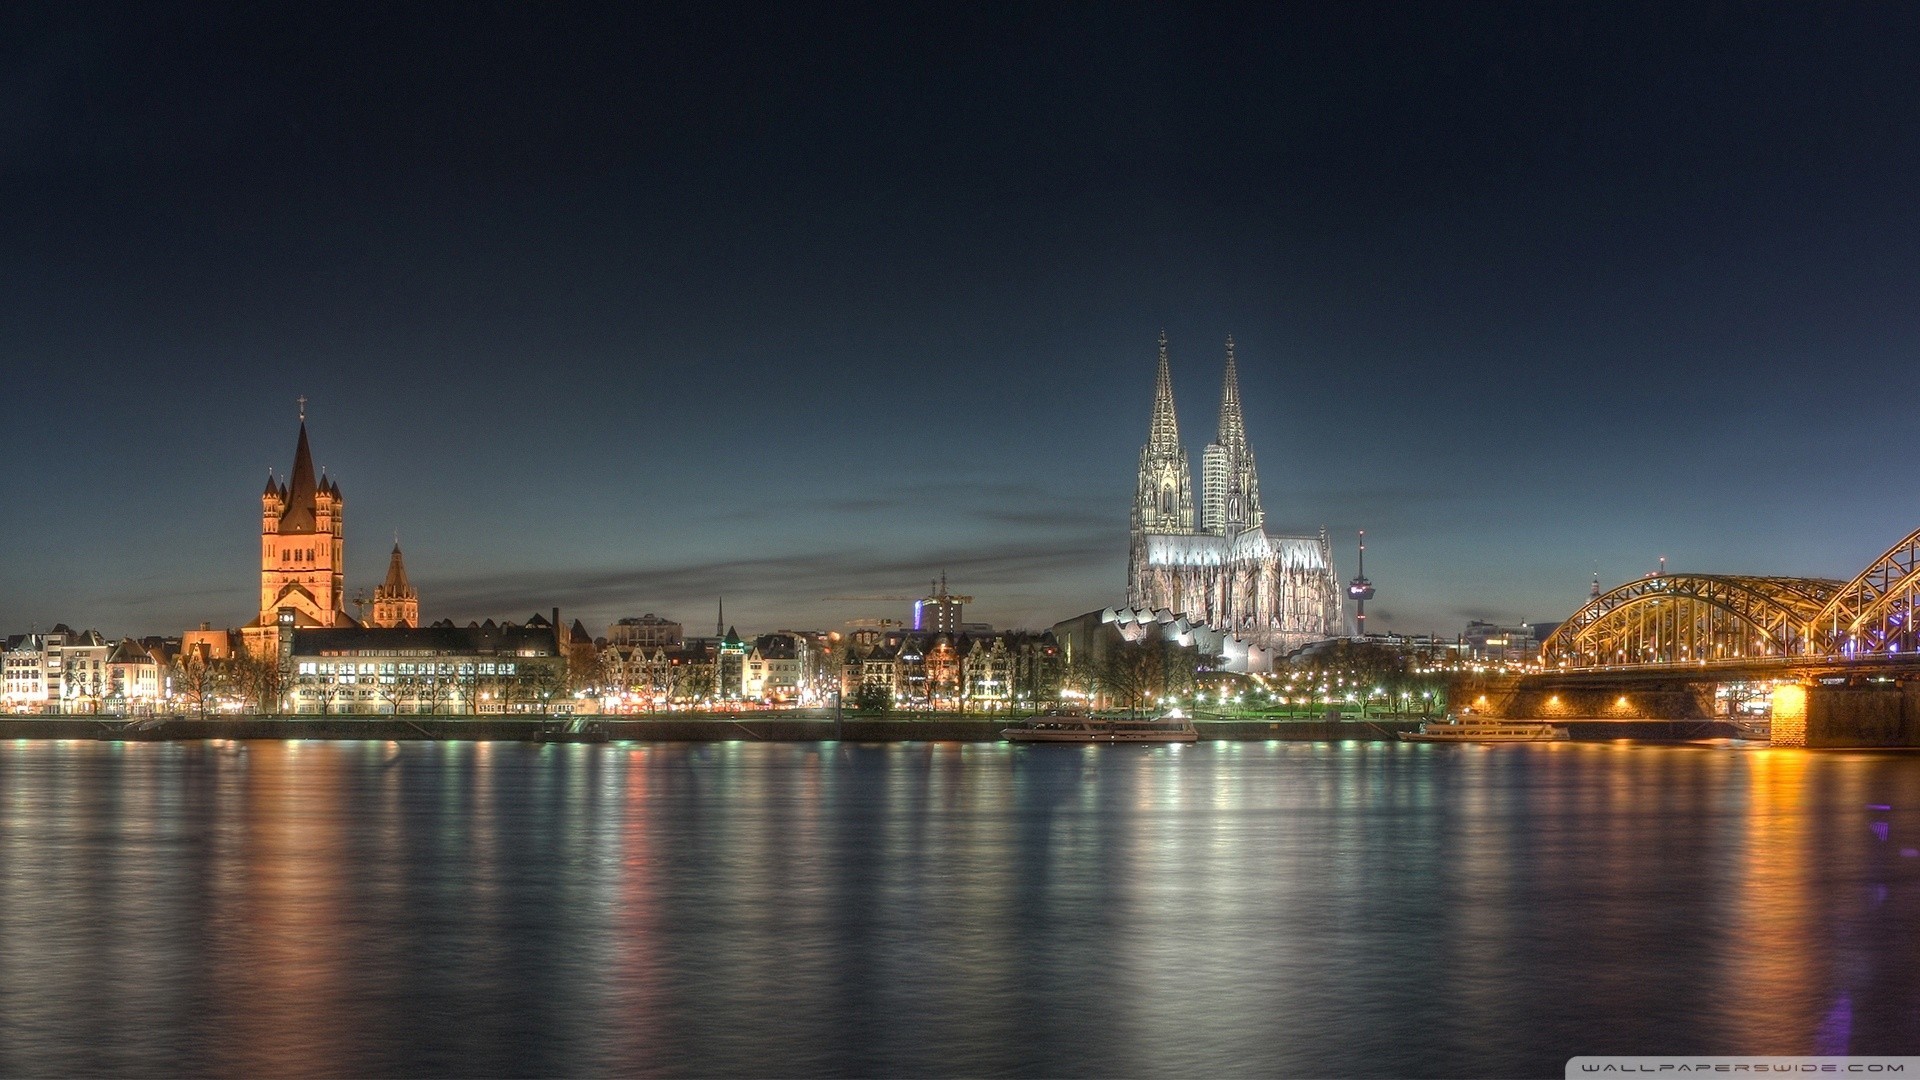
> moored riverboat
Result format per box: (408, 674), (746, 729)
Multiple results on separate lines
(1002, 710), (1199, 743)
(1398, 715), (1569, 743)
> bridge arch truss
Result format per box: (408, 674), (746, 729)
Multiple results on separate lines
(1541, 575), (1840, 670)
(1813, 526), (1920, 657)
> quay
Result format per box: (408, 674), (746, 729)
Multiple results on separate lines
(0, 714), (1752, 744)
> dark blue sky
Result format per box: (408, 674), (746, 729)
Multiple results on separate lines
(5, 3), (1920, 637)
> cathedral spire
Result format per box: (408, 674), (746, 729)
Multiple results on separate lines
(1199, 336), (1263, 534)
(1133, 331), (1196, 536)
(1217, 336), (1247, 456)
(1148, 329), (1182, 453)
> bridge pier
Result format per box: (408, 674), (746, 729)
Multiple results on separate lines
(1789, 682), (1920, 748)
(1448, 674), (1716, 722)
(1449, 674), (1920, 747)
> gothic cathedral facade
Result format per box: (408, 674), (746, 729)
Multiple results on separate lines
(1127, 333), (1344, 657)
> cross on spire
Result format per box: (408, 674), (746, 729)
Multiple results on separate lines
(297, 395), (307, 421)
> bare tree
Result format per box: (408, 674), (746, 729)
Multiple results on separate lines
(171, 652), (227, 719)
(230, 652), (284, 714)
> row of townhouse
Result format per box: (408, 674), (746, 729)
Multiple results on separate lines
(595, 629), (834, 706)
(841, 631), (1062, 710)
(2, 626), (173, 714)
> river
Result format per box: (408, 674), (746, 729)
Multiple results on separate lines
(1, 739), (1916, 1078)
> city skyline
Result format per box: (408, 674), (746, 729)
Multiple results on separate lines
(6, 5), (1920, 637)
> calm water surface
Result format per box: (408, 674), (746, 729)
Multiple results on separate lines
(1, 739), (1918, 1078)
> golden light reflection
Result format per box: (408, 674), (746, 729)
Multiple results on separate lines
(209, 742), (358, 1075)
(1719, 749), (1819, 1051)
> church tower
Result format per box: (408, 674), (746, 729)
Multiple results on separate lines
(1200, 336), (1264, 535)
(1133, 331), (1195, 535)
(253, 402), (353, 637)
(370, 543), (419, 629)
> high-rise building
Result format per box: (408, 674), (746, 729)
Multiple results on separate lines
(1127, 334), (1344, 662)
(913, 574), (970, 634)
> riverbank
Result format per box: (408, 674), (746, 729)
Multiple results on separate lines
(0, 714), (1750, 743)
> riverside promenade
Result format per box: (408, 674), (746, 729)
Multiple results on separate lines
(0, 714), (1746, 743)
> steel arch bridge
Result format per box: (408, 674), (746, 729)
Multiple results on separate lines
(1541, 525), (1920, 671)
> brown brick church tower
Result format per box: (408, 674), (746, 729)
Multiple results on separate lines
(244, 402), (357, 655)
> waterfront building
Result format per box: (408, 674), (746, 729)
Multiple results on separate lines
(369, 543), (420, 628)
(3, 633), (51, 712)
(595, 639), (722, 708)
(57, 629), (111, 714)
(243, 408), (358, 657)
(181, 622), (241, 662)
(837, 630), (1061, 709)
(563, 619), (596, 692)
(716, 627), (748, 699)
(2, 626), (111, 714)
(285, 615), (565, 714)
(744, 633), (809, 703)
(844, 639), (898, 698)
(1127, 334), (1344, 666)
(106, 638), (164, 713)
(606, 614), (683, 650)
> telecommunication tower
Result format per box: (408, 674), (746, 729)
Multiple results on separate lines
(1347, 530), (1376, 637)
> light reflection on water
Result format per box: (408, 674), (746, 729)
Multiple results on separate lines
(0, 740), (1918, 1077)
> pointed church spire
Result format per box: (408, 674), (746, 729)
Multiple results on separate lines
(382, 542), (412, 595)
(279, 413), (320, 533)
(1148, 329), (1182, 452)
(1134, 331), (1196, 536)
(1217, 335), (1247, 456)
(288, 420), (316, 503)
(1199, 336), (1263, 534)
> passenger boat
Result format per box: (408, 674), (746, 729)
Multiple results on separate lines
(1398, 715), (1569, 743)
(1002, 709), (1199, 743)
(535, 718), (610, 744)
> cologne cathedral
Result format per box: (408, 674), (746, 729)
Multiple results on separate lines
(1127, 333), (1344, 658)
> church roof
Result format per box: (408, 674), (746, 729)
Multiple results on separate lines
(292, 622), (561, 658)
(280, 421), (320, 533)
(379, 543), (414, 596)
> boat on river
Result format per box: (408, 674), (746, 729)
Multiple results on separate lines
(1398, 715), (1569, 743)
(535, 718), (610, 744)
(1002, 709), (1198, 743)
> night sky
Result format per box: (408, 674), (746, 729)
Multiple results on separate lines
(5, 3), (1920, 639)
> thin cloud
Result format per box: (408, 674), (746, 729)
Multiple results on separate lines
(427, 533), (1121, 627)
